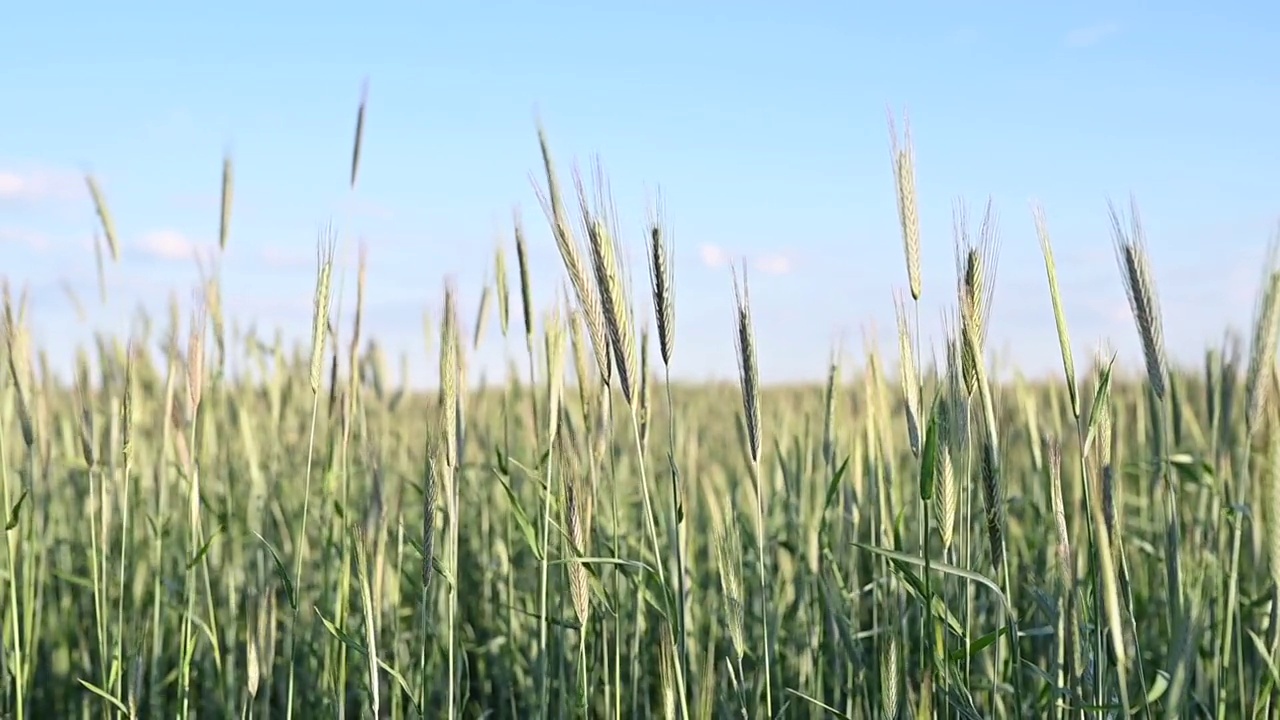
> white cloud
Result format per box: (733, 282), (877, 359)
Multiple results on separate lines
(949, 25), (980, 48)
(260, 245), (311, 270)
(137, 229), (202, 262)
(754, 253), (793, 276)
(699, 243), (728, 269)
(337, 195), (394, 220)
(698, 244), (793, 275)
(0, 167), (81, 203)
(1064, 22), (1119, 48)
(0, 173), (25, 198)
(0, 227), (50, 251)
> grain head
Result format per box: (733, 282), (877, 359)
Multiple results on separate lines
(732, 266), (761, 467)
(888, 111), (922, 301)
(647, 199), (676, 368)
(1109, 198), (1168, 400)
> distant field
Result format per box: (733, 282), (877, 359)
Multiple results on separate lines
(3, 107), (1280, 720)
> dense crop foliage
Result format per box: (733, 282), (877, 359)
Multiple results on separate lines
(3, 105), (1280, 719)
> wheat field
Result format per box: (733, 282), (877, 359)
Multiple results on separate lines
(2, 99), (1279, 720)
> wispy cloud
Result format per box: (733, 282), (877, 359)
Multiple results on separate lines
(260, 245), (312, 270)
(337, 195), (395, 220)
(948, 25), (980, 48)
(699, 243), (728, 269)
(0, 226), (50, 251)
(1063, 22), (1119, 48)
(754, 253), (793, 276)
(699, 244), (793, 275)
(135, 229), (206, 262)
(0, 166), (82, 204)
(0, 173), (25, 198)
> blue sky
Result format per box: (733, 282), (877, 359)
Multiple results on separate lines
(2, 1), (1279, 387)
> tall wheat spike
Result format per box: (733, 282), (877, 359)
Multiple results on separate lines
(888, 110), (922, 301)
(219, 153), (234, 251)
(1110, 198), (1168, 401)
(534, 127), (611, 384)
(578, 166), (637, 405)
(954, 199), (1000, 398)
(893, 291), (921, 457)
(86, 174), (120, 262)
(350, 78), (369, 189)
(1245, 236), (1280, 440)
(647, 202), (676, 367)
(1267, 407), (1280, 591)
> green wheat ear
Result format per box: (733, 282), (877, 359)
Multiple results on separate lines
(219, 153), (234, 252)
(350, 77), (369, 189)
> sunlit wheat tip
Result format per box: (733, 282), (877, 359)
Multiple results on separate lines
(585, 208), (637, 405)
(309, 232), (337, 394)
(1033, 204), (1080, 418)
(439, 280), (460, 470)
(536, 132), (612, 385)
(889, 111), (922, 301)
(187, 301), (207, 416)
(535, 122), (575, 257)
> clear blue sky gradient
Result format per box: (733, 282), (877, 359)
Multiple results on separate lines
(2, 1), (1279, 387)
